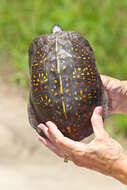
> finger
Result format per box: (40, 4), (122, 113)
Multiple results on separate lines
(38, 122), (63, 144)
(38, 135), (64, 158)
(38, 123), (51, 140)
(46, 121), (85, 152)
(100, 75), (111, 89)
(91, 106), (109, 139)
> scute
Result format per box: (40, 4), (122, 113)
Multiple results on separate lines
(28, 25), (108, 141)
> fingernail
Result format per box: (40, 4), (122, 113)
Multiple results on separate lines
(46, 121), (53, 125)
(38, 123), (45, 128)
(46, 121), (57, 128)
(94, 106), (102, 115)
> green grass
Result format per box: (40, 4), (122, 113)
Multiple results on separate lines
(0, 0), (127, 135)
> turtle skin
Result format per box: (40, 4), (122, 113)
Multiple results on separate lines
(28, 25), (108, 141)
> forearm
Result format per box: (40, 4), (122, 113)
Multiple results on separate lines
(112, 152), (127, 185)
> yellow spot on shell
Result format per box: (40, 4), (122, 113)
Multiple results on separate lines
(83, 57), (86, 60)
(54, 80), (57, 83)
(56, 110), (61, 115)
(51, 68), (54, 72)
(74, 91), (77, 95)
(54, 92), (58, 96)
(41, 97), (43, 101)
(80, 89), (83, 95)
(63, 65), (66, 70)
(70, 106), (72, 110)
(66, 126), (71, 133)
(78, 67), (81, 71)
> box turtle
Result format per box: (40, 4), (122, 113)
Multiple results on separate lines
(28, 24), (108, 141)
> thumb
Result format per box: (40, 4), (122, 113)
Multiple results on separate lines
(91, 106), (107, 139)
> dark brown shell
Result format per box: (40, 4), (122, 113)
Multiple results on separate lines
(28, 25), (108, 141)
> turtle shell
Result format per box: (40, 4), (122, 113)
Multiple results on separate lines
(28, 25), (108, 141)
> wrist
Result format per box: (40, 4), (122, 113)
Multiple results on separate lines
(111, 152), (127, 185)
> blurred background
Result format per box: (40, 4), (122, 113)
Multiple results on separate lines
(0, 0), (127, 189)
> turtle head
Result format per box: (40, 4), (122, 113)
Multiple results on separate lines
(52, 24), (62, 33)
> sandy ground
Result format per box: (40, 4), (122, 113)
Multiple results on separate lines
(0, 76), (126, 190)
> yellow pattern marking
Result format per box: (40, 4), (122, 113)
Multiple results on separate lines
(56, 39), (67, 120)
(66, 126), (71, 133)
(41, 97), (43, 101)
(56, 40), (60, 74)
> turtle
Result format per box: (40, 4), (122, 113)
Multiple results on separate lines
(28, 24), (108, 141)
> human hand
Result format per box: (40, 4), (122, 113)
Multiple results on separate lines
(37, 107), (124, 177)
(101, 75), (127, 114)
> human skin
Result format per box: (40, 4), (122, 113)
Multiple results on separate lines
(37, 75), (127, 185)
(101, 75), (127, 113)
